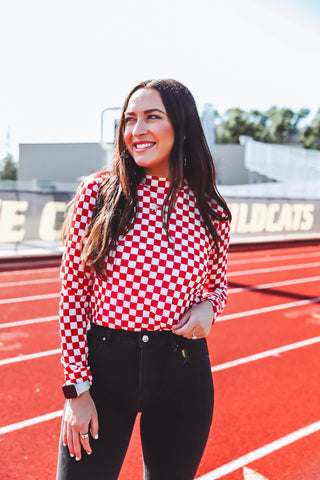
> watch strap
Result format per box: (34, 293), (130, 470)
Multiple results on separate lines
(75, 380), (91, 396)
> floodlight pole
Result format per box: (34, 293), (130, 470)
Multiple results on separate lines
(100, 107), (122, 144)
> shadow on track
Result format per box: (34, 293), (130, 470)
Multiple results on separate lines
(228, 281), (320, 302)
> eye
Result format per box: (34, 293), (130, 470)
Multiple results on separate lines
(148, 114), (160, 120)
(124, 116), (135, 124)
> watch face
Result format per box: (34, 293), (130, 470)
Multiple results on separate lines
(62, 384), (78, 399)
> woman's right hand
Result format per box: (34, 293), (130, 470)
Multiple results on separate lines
(63, 390), (99, 461)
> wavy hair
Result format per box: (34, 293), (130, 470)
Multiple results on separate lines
(65, 79), (231, 278)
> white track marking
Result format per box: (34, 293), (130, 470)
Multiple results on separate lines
(229, 262), (320, 277)
(229, 251), (320, 266)
(1, 298), (319, 330)
(229, 276), (320, 293)
(196, 420), (320, 479)
(243, 467), (269, 480)
(0, 266), (59, 277)
(0, 349), (60, 366)
(0, 338), (319, 436)
(211, 336), (320, 372)
(0, 278), (59, 288)
(0, 315), (58, 329)
(217, 297), (320, 322)
(2, 335), (319, 371)
(0, 293), (59, 304)
(1, 276), (318, 329)
(0, 410), (63, 435)
(1, 267), (319, 305)
(0, 274), (318, 292)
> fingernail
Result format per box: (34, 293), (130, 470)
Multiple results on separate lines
(94, 434), (99, 439)
(75, 457), (80, 461)
(70, 453), (74, 458)
(87, 451), (92, 455)
(63, 443), (66, 447)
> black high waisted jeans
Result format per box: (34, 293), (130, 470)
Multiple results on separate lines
(56, 323), (214, 480)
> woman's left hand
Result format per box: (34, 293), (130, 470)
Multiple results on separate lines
(172, 300), (215, 339)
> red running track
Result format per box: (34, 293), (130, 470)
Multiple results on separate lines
(0, 242), (319, 480)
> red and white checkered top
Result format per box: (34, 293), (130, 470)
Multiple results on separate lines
(59, 173), (230, 383)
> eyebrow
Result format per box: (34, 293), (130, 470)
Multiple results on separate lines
(124, 108), (166, 116)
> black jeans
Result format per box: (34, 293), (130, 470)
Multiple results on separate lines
(56, 324), (214, 480)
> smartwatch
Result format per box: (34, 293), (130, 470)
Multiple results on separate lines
(62, 381), (90, 399)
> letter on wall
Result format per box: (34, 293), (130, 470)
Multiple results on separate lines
(0, 200), (28, 242)
(39, 201), (67, 241)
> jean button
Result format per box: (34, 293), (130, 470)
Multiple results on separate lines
(142, 334), (149, 343)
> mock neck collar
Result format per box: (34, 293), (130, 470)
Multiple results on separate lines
(141, 174), (188, 192)
(141, 174), (171, 192)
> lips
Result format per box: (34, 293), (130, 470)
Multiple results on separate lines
(134, 142), (156, 152)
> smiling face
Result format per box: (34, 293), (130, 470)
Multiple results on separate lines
(123, 88), (175, 177)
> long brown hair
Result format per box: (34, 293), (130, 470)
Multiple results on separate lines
(65, 79), (231, 278)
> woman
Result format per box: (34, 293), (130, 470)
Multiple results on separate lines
(57, 79), (231, 480)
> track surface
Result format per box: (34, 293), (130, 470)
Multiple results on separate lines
(0, 243), (319, 480)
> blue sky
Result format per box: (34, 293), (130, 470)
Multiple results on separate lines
(0, 0), (319, 159)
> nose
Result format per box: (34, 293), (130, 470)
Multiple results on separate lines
(132, 117), (147, 136)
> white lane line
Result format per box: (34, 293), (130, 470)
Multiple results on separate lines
(0, 293), (59, 304)
(0, 349), (60, 366)
(0, 278), (59, 288)
(229, 262), (320, 277)
(217, 297), (320, 322)
(2, 335), (319, 372)
(0, 263), (319, 304)
(2, 276), (319, 329)
(1, 298), (319, 331)
(196, 420), (320, 480)
(1, 275), (318, 328)
(0, 279), (317, 307)
(1, 274), (318, 292)
(0, 410), (63, 435)
(0, 338), (319, 435)
(0, 266), (59, 277)
(0, 315), (58, 329)
(229, 251), (320, 265)
(229, 276), (320, 294)
(212, 336), (320, 372)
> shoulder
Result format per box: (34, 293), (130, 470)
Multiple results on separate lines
(78, 171), (109, 192)
(75, 171), (109, 202)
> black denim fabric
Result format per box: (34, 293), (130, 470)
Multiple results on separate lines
(56, 324), (214, 480)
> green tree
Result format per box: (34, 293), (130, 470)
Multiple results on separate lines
(247, 109), (270, 142)
(215, 106), (310, 145)
(1, 154), (17, 180)
(300, 108), (320, 149)
(266, 106), (310, 144)
(216, 108), (253, 144)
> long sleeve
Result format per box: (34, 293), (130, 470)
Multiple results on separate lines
(59, 175), (103, 384)
(201, 213), (230, 321)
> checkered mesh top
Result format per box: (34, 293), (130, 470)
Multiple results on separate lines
(59, 173), (230, 383)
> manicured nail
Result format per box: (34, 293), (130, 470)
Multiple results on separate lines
(75, 457), (80, 461)
(94, 434), (99, 439)
(87, 451), (92, 455)
(70, 453), (74, 458)
(63, 443), (66, 447)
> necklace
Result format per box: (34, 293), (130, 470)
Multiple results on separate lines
(142, 176), (181, 213)
(149, 190), (162, 212)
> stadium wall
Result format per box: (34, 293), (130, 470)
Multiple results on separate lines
(1, 190), (319, 245)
